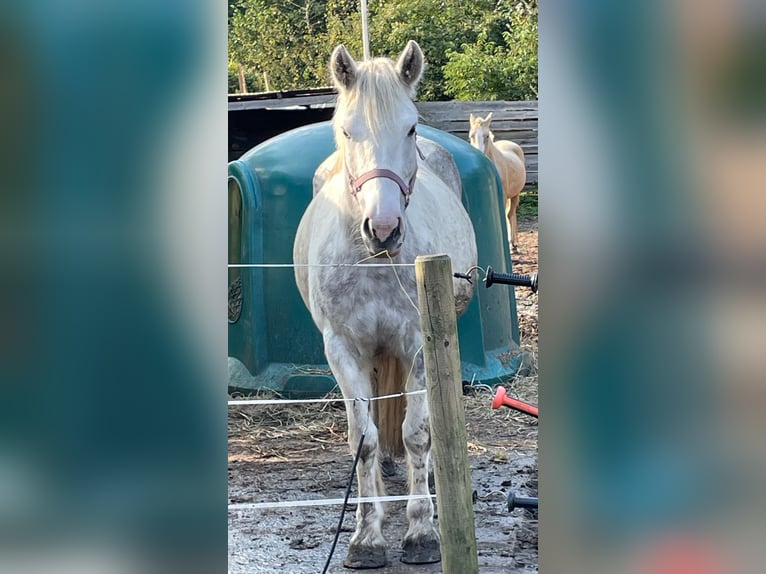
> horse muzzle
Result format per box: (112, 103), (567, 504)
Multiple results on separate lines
(361, 216), (404, 257)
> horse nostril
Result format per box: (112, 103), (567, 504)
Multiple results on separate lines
(362, 218), (373, 238)
(390, 219), (403, 241)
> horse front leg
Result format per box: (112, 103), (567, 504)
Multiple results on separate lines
(323, 331), (388, 569)
(400, 349), (441, 564)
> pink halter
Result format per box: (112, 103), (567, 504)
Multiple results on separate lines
(346, 142), (424, 208)
(348, 168), (416, 208)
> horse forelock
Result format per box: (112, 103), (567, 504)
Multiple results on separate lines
(333, 57), (415, 145)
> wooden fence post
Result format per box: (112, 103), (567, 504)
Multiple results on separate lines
(415, 254), (479, 574)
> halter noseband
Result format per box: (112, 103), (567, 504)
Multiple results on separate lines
(348, 168), (416, 208)
(345, 143), (425, 208)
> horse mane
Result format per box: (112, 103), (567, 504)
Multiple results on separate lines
(333, 57), (414, 149)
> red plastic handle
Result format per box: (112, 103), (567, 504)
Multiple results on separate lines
(492, 386), (538, 418)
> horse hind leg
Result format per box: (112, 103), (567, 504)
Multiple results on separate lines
(505, 197), (516, 253)
(323, 332), (388, 568)
(510, 193), (521, 254)
(400, 362), (441, 564)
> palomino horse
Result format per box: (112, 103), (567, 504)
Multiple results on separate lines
(469, 112), (527, 254)
(293, 41), (477, 568)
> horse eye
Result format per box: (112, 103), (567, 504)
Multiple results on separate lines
(408, 125), (416, 137)
(342, 128), (351, 140)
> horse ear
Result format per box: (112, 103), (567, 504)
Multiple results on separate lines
(484, 112), (493, 124)
(396, 40), (424, 94)
(331, 44), (357, 91)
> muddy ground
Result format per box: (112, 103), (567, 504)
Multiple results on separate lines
(229, 216), (538, 573)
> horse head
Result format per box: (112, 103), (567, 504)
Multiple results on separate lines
(469, 112), (494, 154)
(330, 41), (424, 257)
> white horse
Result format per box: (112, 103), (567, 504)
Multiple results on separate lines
(293, 41), (477, 568)
(469, 112), (527, 254)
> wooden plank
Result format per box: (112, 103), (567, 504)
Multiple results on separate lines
(440, 132), (537, 139)
(449, 134), (537, 147)
(428, 119), (537, 126)
(230, 97), (538, 114)
(438, 128), (538, 137)
(229, 86), (336, 100)
(415, 254), (479, 574)
(418, 111), (538, 122)
(228, 93), (337, 110)
(449, 130), (538, 140)
(432, 117), (538, 125)
(427, 125), (537, 136)
(416, 100), (538, 111)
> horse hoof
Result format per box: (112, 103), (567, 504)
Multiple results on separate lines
(343, 545), (388, 569)
(401, 535), (441, 564)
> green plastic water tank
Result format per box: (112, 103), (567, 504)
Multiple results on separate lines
(228, 122), (521, 396)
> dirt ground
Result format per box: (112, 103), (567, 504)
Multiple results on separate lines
(228, 217), (538, 573)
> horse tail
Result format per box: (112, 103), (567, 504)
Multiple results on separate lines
(372, 355), (405, 458)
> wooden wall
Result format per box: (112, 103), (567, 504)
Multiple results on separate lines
(229, 93), (538, 186)
(415, 100), (538, 186)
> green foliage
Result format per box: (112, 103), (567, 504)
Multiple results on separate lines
(228, 65), (238, 93)
(443, 0), (537, 101)
(368, 0), (496, 100)
(228, 61), (261, 93)
(229, 0), (329, 92)
(228, 0), (538, 101)
(517, 189), (538, 219)
(324, 0), (364, 65)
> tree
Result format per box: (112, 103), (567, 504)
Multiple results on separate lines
(323, 0), (365, 65)
(443, 0), (538, 101)
(368, 0), (496, 100)
(229, 0), (330, 92)
(227, 0), (538, 101)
